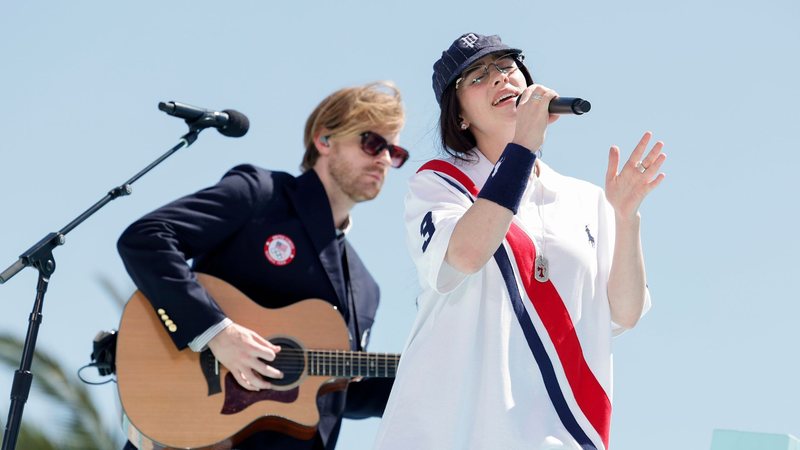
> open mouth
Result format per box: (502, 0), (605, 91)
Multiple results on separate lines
(492, 92), (519, 107)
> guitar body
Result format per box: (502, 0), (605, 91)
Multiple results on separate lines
(116, 274), (351, 450)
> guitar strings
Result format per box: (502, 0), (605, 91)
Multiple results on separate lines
(214, 349), (399, 374)
(260, 348), (400, 357)
(232, 349), (399, 373)
(259, 350), (400, 360)
(225, 349), (400, 374)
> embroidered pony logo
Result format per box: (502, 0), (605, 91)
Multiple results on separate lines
(585, 225), (596, 248)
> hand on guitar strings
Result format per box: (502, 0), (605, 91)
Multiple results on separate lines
(207, 322), (284, 391)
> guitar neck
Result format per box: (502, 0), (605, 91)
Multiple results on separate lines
(307, 350), (400, 378)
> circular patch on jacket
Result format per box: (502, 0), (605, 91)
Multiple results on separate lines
(264, 234), (296, 266)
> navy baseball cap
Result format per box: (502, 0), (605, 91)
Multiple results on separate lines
(432, 32), (534, 105)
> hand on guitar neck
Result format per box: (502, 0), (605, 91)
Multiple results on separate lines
(208, 323), (285, 391)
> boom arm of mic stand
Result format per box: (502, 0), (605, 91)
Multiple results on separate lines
(0, 126), (202, 450)
(0, 259), (26, 284)
(0, 128), (200, 285)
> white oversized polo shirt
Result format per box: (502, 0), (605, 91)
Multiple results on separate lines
(373, 151), (650, 450)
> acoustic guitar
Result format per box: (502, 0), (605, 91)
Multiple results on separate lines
(116, 273), (400, 450)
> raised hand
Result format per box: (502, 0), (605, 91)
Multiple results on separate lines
(605, 131), (666, 221)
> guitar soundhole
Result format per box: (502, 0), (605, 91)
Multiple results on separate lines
(261, 337), (305, 387)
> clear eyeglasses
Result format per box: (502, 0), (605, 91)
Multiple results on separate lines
(455, 53), (523, 90)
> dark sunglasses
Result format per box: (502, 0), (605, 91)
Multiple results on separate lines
(360, 131), (409, 168)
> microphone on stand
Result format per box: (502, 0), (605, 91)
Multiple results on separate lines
(0, 98), (252, 450)
(158, 101), (250, 137)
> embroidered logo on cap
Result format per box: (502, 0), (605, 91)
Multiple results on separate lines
(459, 33), (479, 48)
(264, 234), (296, 266)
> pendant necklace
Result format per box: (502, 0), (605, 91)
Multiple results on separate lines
(535, 252), (549, 283)
(533, 168), (550, 283)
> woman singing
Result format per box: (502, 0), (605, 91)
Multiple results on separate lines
(374, 32), (666, 450)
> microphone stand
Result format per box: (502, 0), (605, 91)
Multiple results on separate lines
(0, 122), (208, 450)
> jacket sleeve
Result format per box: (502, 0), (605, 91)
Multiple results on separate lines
(343, 377), (395, 419)
(117, 164), (272, 350)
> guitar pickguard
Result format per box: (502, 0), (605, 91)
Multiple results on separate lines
(221, 374), (300, 414)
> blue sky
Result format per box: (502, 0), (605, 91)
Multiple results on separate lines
(1, 1), (798, 449)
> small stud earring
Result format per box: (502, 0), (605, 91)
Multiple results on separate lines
(460, 122), (469, 130)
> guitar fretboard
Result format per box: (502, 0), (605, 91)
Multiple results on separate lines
(307, 350), (399, 378)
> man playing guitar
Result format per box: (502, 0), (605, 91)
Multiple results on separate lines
(117, 81), (408, 450)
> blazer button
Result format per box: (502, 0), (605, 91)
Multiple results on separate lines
(168, 324), (177, 333)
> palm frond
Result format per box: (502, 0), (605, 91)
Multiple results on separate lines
(0, 334), (121, 450)
(3, 420), (61, 450)
(94, 273), (133, 310)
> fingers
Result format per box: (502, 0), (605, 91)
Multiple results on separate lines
(232, 357), (283, 391)
(644, 152), (667, 177)
(235, 325), (280, 361)
(627, 131), (653, 166)
(516, 87), (533, 106)
(642, 153), (667, 192)
(250, 359), (284, 380)
(208, 323), (284, 391)
(517, 84), (557, 108)
(606, 145), (620, 185)
(640, 140), (665, 170)
(647, 173), (666, 192)
(252, 333), (281, 355)
(239, 337), (283, 390)
(520, 84), (558, 124)
(232, 360), (283, 391)
(606, 133), (666, 217)
(513, 84), (558, 151)
(619, 132), (666, 180)
(235, 370), (271, 391)
(634, 141), (666, 182)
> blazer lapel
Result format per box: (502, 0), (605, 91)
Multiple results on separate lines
(286, 170), (347, 310)
(341, 240), (379, 350)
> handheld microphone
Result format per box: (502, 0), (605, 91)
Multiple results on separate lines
(158, 101), (249, 137)
(517, 96), (591, 115)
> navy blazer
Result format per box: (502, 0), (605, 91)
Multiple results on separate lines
(117, 164), (391, 450)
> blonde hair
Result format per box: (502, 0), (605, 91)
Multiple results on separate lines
(302, 81), (405, 171)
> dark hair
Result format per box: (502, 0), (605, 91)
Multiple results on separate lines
(438, 84), (477, 162)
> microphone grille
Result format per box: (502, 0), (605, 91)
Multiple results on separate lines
(573, 99), (591, 114)
(220, 109), (250, 137)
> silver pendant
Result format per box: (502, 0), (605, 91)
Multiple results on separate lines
(534, 254), (549, 283)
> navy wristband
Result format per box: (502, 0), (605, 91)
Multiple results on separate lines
(477, 143), (536, 214)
